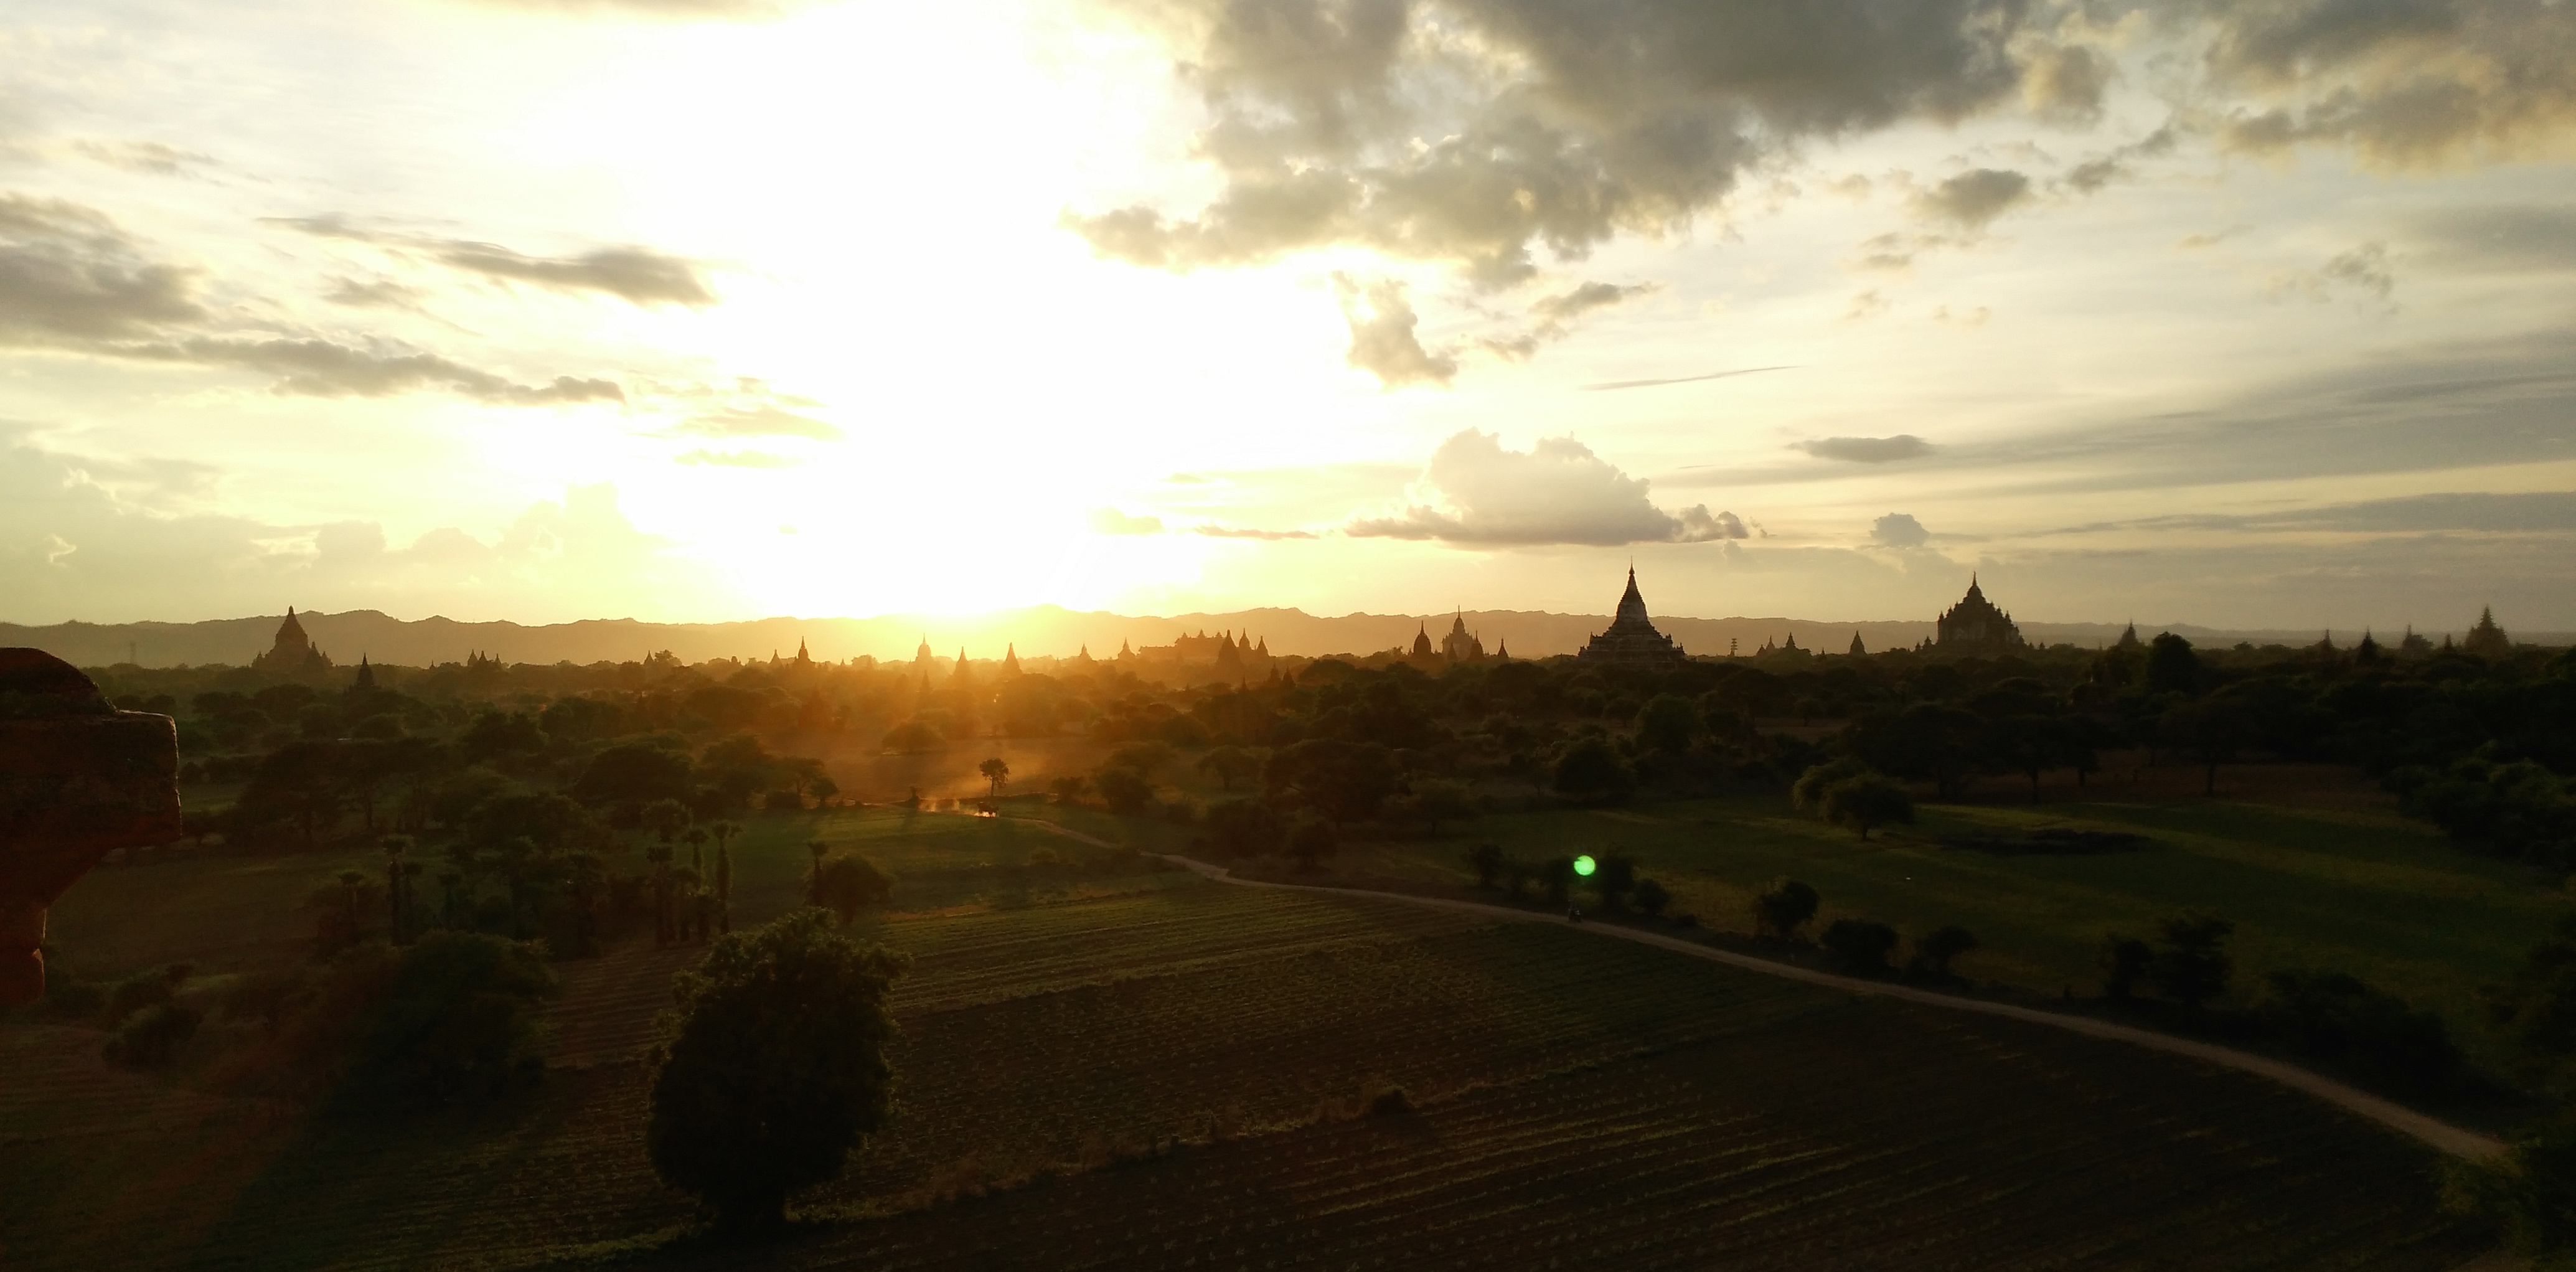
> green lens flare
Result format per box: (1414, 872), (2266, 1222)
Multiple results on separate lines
(1573, 855), (1596, 877)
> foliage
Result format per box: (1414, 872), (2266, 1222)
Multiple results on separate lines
(2262, 971), (2461, 1096)
(102, 1002), (201, 1068)
(2099, 935), (2152, 999)
(1632, 877), (1671, 918)
(810, 853), (894, 923)
(1552, 738), (1634, 803)
(1821, 919), (1900, 974)
(1462, 842), (1504, 888)
(1907, 925), (1978, 981)
(1264, 738), (1398, 821)
(2390, 756), (2576, 866)
(2146, 913), (2235, 1011)
(2445, 1103), (2576, 1268)
(571, 742), (695, 808)
(1287, 816), (1339, 872)
(649, 911), (907, 1232)
(338, 932), (559, 1108)
(1751, 878), (1820, 940)
(1634, 694), (1699, 755)
(1094, 766), (1155, 815)
(1202, 798), (1286, 858)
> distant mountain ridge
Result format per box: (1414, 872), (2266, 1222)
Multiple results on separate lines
(9, 606), (2551, 670)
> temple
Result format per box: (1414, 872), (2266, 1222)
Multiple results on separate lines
(251, 607), (334, 675)
(1577, 569), (1686, 665)
(1935, 576), (2026, 651)
(1439, 612), (1485, 663)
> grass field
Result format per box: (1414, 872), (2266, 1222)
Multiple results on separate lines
(1, 806), (2502, 1270)
(1162, 785), (2569, 1074)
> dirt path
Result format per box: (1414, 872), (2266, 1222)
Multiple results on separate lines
(1012, 817), (2506, 1163)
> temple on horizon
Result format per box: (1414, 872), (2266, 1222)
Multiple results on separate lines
(1577, 569), (1686, 665)
(251, 607), (334, 675)
(1934, 576), (2026, 651)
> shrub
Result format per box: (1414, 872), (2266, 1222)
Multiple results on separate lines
(1553, 738), (1634, 803)
(1048, 775), (1091, 805)
(1751, 879), (1820, 940)
(1793, 760), (1914, 839)
(339, 932), (558, 1108)
(1906, 925), (1978, 982)
(1501, 856), (1535, 900)
(1203, 798), (1285, 859)
(2446, 1103), (2576, 1264)
(2264, 971), (2461, 1095)
(1822, 919), (1899, 974)
(763, 790), (804, 811)
(1094, 768), (1154, 816)
(649, 912), (907, 1233)
(103, 963), (192, 1026)
(102, 1002), (201, 1068)
(2100, 935), (2151, 1000)
(1287, 816), (1338, 872)
(1463, 842), (1504, 888)
(1538, 856), (1576, 907)
(2146, 913), (2235, 1011)
(811, 854), (894, 924)
(1632, 878), (1671, 918)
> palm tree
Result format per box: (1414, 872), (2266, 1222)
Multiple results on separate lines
(684, 826), (709, 876)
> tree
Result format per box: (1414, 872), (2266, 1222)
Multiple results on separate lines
(1538, 855), (1576, 907)
(978, 756), (1010, 799)
(1552, 738), (1634, 803)
(1391, 778), (1477, 836)
(2147, 913), (2235, 1012)
(811, 854), (894, 924)
(1048, 774), (1091, 805)
(649, 912), (906, 1233)
(2100, 935), (2151, 1000)
(574, 743), (695, 808)
(341, 931), (559, 1108)
(1822, 773), (1914, 840)
(1195, 745), (1259, 793)
(1201, 798), (1285, 858)
(1907, 925), (1977, 981)
(2160, 694), (2254, 796)
(2485, 915), (2576, 1068)
(1588, 851), (1638, 910)
(1752, 879), (1820, 940)
(1822, 919), (1899, 974)
(1264, 738), (1398, 822)
(640, 798), (693, 849)
(1094, 767), (1154, 815)
(2445, 1103), (2576, 1263)
(1463, 842), (1503, 889)
(1287, 816), (1338, 872)
(2146, 632), (2200, 695)
(1632, 878), (1671, 918)
(1634, 694), (1699, 755)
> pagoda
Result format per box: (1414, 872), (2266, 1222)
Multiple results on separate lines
(1934, 576), (2026, 651)
(1577, 569), (1686, 665)
(251, 607), (334, 675)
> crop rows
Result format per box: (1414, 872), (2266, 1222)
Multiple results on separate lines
(736, 1007), (2487, 1272)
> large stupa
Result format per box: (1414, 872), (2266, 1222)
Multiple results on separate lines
(1577, 569), (1686, 665)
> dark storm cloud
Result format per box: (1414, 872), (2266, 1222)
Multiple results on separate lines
(274, 217), (717, 308)
(1069, 0), (2045, 284)
(1795, 435), (1936, 463)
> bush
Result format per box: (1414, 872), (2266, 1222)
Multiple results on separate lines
(2100, 935), (2151, 1000)
(1094, 768), (1154, 816)
(2264, 971), (2461, 1095)
(1821, 919), (1899, 974)
(1632, 878), (1671, 918)
(102, 963), (192, 1025)
(1203, 798), (1286, 858)
(2146, 913), (2235, 1011)
(1463, 842), (1503, 888)
(2391, 756), (2576, 865)
(1048, 775), (1090, 805)
(102, 1002), (200, 1068)
(339, 932), (558, 1108)
(1751, 879), (1820, 940)
(1287, 816), (1338, 872)
(763, 790), (804, 811)
(1906, 925), (1978, 982)
(1538, 855), (1576, 907)
(1793, 760), (1913, 839)
(1553, 738), (1634, 803)
(2446, 1103), (2576, 1264)
(811, 854), (894, 924)
(650, 912), (907, 1233)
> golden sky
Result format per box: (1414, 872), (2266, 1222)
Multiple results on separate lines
(5, 0), (2574, 631)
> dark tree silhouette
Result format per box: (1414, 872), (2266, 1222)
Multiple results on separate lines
(649, 912), (906, 1233)
(1752, 879), (1820, 940)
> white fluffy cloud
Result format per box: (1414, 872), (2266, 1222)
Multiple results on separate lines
(1348, 430), (1746, 546)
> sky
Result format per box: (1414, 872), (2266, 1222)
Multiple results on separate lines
(3, 0), (2574, 635)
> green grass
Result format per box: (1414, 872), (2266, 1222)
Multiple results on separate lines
(1287, 788), (2566, 1070)
(2, 805), (2501, 1271)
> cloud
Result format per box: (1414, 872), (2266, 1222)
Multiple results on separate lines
(1334, 273), (1455, 388)
(1347, 428), (1741, 546)
(2266, 241), (2395, 304)
(2023, 44), (2113, 125)
(322, 277), (426, 309)
(675, 449), (795, 468)
(1193, 524), (1319, 540)
(1912, 167), (2033, 230)
(0, 194), (204, 341)
(1091, 507), (1165, 535)
(1677, 506), (1749, 541)
(274, 217), (715, 307)
(0, 196), (628, 405)
(70, 140), (220, 177)
(2408, 205), (2576, 272)
(1871, 512), (1932, 547)
(1069, 0), (2045, 285)
(1794, 434), (1936, 463)
(1584, 365), (1792, 392)
(670, 403), (842, 440)
(115, 336), (624, 403)
(453, 0), (817, 18)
